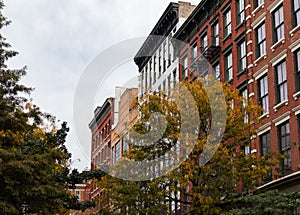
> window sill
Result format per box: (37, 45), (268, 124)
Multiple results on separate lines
(222, 33), (232, 43)
(236, 69), (247, 77)
(252, 3), (265, 17)
(227, 79), (233, 84)
(290, 25), (300, 37)
(273, 99), (288, 112)
(271, 38), (285, 52)
(259, 112), (269, 119)
(293, 91), (300, 100)
(235, 21), (245, 31)
(254, 54), (267, 66)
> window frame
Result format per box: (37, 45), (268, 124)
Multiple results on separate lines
(238, 40), (247, 73)
(225, 51), (233, 82)
(275, 60), (288, 103)
(258, 74), (269, 114)
(201, 32), (208, 52)
(236, 0), (245, 25)
(260, 131), (272, 181)
(278, 121), (291, 175)
(272, 5), (284, 43)
(223, 9), (232, 38)
(295, 48), (300, 91)
(292, 0), (300, 27)
(254, 0), (264, 8)
(212, 21), (219, 46)
(255, 22), (266, 58)
(213, 62), (220, 81)
(181, 53), (188, 80)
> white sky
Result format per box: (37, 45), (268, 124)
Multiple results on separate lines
(2, 0), (201, 171)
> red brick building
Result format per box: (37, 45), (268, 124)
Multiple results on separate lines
(88, 97), (115, 208)
(174, 0), (300, 191)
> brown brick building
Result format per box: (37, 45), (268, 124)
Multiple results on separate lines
(111, 88), (138, 164)
(174, 0), (300, 191)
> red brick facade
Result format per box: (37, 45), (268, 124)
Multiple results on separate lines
(88, 97), (114, 207)
(174, 0), (300, 188)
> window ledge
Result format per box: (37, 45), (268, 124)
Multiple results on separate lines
(293, 91), (300, 100)
(273, 99), (288, 112)
(259, 112), (269, 119)
(290, 25), (300, 37)
(235, 21), (245, 31)
(252, 3), (265, 17)
(271, 38), (285, 52)
(227, 78), (233, 84)
(222, 33), (232, 43)
(254, 54), (267, 66)
(236, 69), (247, 77)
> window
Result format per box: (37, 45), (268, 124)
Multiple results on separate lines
(191, 41), (198, 62)
(273, 5), (284, 43)
(225, 52), (233, 82)
(298, 115), (300, 142)
(163, 80), (166, 92)
(163, 42), (167, 72)
(112, 146), (115, 164)
(158, 48), (162, 76)
(278, 122), (291, 175)
(141, 70), (144, 94)
(213, 63), (220, 80)
(254, 0), (264, 8)
(295, 49), (300, 91)
(260, 131), (272, 181)
(149, 59), (152, 86)
(167, 74), (171, 97)
(76, 190), (80, 199)
(145, 65), (148, 90)
(168, 38), (172, 66)
(173, 69), (177, 87)
(122, 136), (128, 153)
(236, 0), (245, 25)
(181, 55), (188, 79)
(293, 0), (300, 27)
(276, 61), (288, 103)
(260, 132), (270, 156)
(224, 9), (232, 38)
(255, 23), (266, 58)
(238, 40), (246, 72)
(258, 75), (269, 113)
(240, 87), (248, 123)
(201, 33), (208, 52)
(153, 55), (157, 84)
(212, 22), (219, 46)
(116, 141), (120, 161)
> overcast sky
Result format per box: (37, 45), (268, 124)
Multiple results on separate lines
(2, 0), (200, 171)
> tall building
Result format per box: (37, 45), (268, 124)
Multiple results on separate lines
(134, 1), (196, 97)
(174, 0), (300, 192)
(88, 97), (115, 208)
(111, 88), (138, 164)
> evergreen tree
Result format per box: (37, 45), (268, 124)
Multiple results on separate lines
(0, 1), (90, 214)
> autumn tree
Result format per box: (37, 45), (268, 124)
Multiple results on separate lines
(97, 77), (280, 214)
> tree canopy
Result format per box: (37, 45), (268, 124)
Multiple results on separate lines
(0, 1), (94, 214)
(96, 78), (282, 214)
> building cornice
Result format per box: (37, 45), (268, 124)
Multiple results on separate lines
(134, 2), (179, 71)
